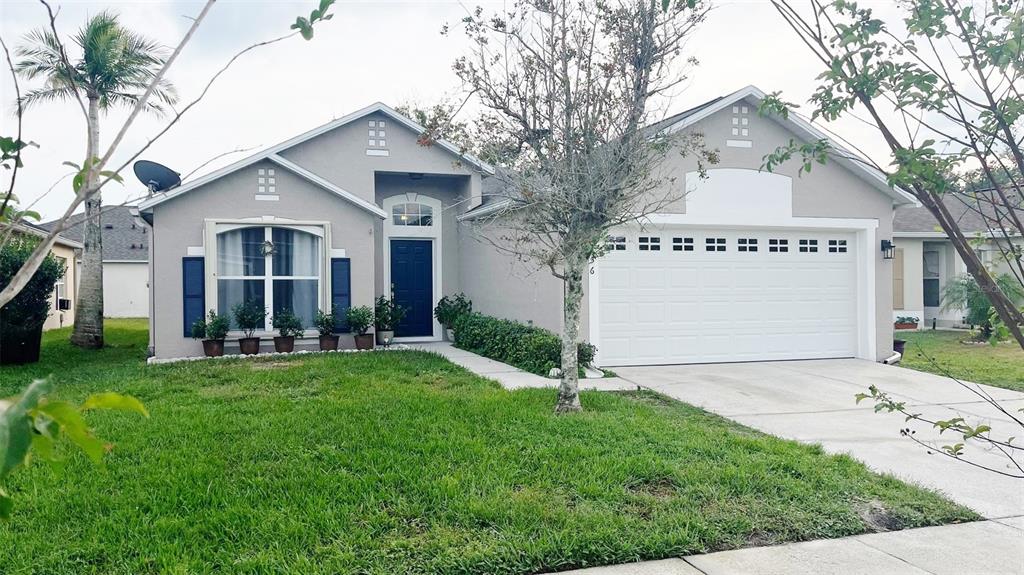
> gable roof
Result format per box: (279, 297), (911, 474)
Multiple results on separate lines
(659, 85), (919, 207)
(15, 220), (83, 250)
(41, 205), (147, 261)
(138, 102), (494, 214)
(895, 189), (1024, 237)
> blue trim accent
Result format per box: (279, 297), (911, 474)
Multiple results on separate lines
(182, 257), (205, 337)
(331, 258), (351, 333)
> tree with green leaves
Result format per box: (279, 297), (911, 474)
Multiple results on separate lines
(451, 0), (715, 412)
(764, 0), (1024, 350)
(766, 0), (1024, 477)
(0, 0), (336, 518)
(16, 11), (178, 349)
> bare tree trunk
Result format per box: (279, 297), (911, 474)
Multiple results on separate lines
(556, 255), (584, 413)
(71, 96), (104, 349)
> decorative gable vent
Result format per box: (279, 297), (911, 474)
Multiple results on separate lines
(255, 168), (279, 201)
(727, 104), (753, 148)
(367, 119), (390, 157)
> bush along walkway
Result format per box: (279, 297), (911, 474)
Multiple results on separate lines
(410, 342), (635, 391)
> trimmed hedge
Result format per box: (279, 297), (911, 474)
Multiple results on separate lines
(452, 312), (597, 377)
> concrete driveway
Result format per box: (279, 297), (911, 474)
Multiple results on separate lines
(615, 359), (1024, 519)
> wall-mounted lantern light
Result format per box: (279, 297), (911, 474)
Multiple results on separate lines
(881, 239), (895, 260)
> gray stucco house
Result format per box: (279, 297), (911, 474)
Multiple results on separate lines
(139, 85), (916, 364)
(892, 192), (1023, 328)
(43, 205), (150, 318)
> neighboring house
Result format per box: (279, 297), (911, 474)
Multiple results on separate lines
(893, 192), (1024, 328)
(140, 85), (916, 364)
(10, 221), (82, 330)
(42, 205), (150, 317)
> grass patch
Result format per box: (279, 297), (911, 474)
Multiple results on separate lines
(898, 330), (1024, 392)
(0, 320), (976, 574)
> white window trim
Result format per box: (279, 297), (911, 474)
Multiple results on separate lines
(588, 214), (878, 366)
(203, 218), (332, 338)
(382, 194), (443, 342)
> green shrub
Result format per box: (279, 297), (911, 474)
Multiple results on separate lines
(452, 312), (597, 376)
(345, 305), (374, 335)
(314, 309), (337, 336)
(374, 296), (407, 331)
(191, 310), (229, 340)
(231, 300), (266, 339)
(271, 310), (304, 338)
(434, 293), (472, 328)
(942, 273), (1024, 338)
(0, 237), (65, 331)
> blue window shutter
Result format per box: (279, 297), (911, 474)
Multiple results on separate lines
(182, 257), (205, 337)
(331, 258), (351, 333)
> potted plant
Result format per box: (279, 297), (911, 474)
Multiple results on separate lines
(191, 309), (230, 357)
(894, 315), (919, 330)
(271, 310), (304, 353)
(346, 305), (375, 350)
(374, 295), (406, 345)
(232, 299), (267, 355)
(434, 293), (472, 341)
(314, 309), (339, 351)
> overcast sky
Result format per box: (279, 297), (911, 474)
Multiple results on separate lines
(0, 0), (904, 221)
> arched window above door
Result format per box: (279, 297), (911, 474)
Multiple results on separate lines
(392, 202), (433, 227)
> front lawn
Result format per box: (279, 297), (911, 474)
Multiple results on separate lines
(0, 320), (974, 574)
(898, 330), (1024, 392)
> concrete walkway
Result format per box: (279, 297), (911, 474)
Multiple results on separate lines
(409, 341), (636, 391)
(412, 346), (1024, 574)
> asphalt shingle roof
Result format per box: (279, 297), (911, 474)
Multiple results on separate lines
(894, 190), (1024, 234)
(42, 205), (149, 261)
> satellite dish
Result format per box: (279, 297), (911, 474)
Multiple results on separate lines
(133, 160), (181, 193)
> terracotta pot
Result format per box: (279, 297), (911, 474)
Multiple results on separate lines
(238, 337), (261, 355)
(894, 322), (918, 330)
(376, 330), (394, 345)
(202, 339), (225, 357)
(273, 336), (295, 353)
(893, 339), (907, 355)
(353, 333), (375, 350)
(319, 335), (339, 351)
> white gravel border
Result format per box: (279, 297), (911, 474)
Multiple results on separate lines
(147, 344), (412, 365)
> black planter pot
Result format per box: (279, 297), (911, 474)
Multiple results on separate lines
(238, 337), (261, 355)
(202, 339), (225, 357)
(273, 336), (295, 353)
(319, 335), (339, 351)
(1, 323), (44, 365)
(893, 339), (907, 356)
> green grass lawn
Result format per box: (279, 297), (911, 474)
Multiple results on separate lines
(0, 319), (975, 574)
(898, 330), (1024, 392)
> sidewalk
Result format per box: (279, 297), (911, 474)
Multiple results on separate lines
(409, 341), (636, 391)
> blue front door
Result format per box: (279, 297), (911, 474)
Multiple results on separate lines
(390, 239), (433, 337)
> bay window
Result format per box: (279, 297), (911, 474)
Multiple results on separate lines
(216, 225), (322, 331)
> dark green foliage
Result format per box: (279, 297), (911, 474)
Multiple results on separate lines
(191, 310), (229, 340)
(453, 312), (597, 376)
(231, 300), (266, 339)
(942, 274), (1024, 336)
(271, 310), (304, 338)
(434, 292), (472, 327)
(373, 296), (406, 331)
(0, 320), (975, 573)
(345, 305), (373, 335)
(0, 237), (65, 331)
(313, 309), (337, 336)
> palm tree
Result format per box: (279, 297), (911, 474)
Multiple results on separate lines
(942, 273), (1024, 339)
(15, 12), (177, 348)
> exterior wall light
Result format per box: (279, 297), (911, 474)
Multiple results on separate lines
(881, 239), (895, 260)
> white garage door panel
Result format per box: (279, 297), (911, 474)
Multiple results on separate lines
(596, 229), (859, 366)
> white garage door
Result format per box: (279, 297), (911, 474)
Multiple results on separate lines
(596, 228), (859, 366)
